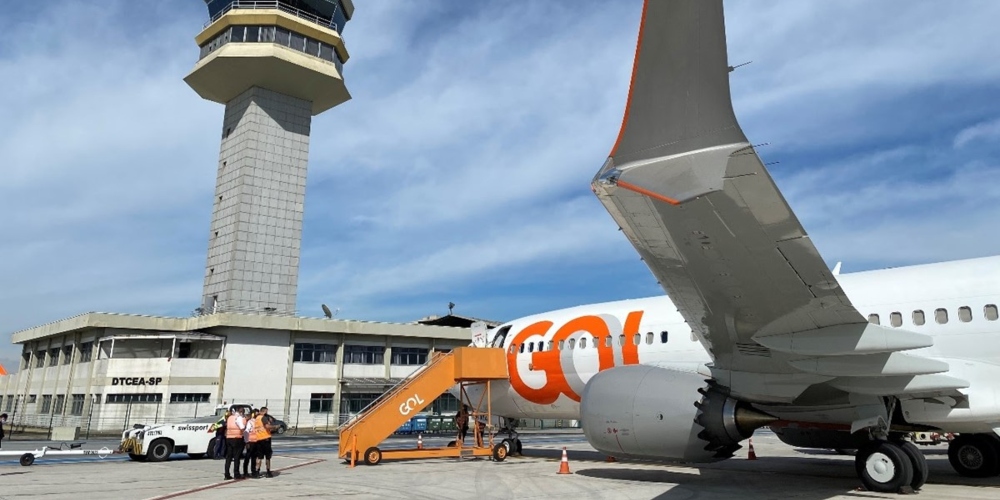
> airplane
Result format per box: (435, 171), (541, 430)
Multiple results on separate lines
(458, 0), (1000, 493)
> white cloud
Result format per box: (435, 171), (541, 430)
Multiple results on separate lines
(954, 117), (1000, 149)
(3, 0), (1000, 370)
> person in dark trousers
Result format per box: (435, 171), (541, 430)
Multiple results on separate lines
(254, 407), (277, 478)
(455, 405), (470, 444)
(208, 410), (228, 459)
(241, 409), (257, 478)
(223, 407), (247, 480)
(0, 413), (7, 449)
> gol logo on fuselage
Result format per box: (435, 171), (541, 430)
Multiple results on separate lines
(505, 311), (644, 405)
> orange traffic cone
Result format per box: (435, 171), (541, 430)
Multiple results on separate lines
(558, 447), (571, 474)
(747, 438), (757, 460)
(417, 433), (423, 450)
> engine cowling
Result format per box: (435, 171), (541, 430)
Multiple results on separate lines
(580, 365), (775, 462)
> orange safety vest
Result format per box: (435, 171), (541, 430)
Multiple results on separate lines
(251, 415), (271, 442)
(225, 414), (243, 439)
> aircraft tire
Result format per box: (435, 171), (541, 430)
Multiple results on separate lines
(514, 438), (523, 455)
(897, 441), (929, 490)
(948, 434), (1000, 477)
(855, 441), (913, 493)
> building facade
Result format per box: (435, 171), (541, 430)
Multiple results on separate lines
(0, 312), (484, 434)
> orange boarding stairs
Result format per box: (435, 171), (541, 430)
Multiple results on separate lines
(338, 346), (509, 465)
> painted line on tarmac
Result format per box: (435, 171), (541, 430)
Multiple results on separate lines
(146, 457), (325, 500)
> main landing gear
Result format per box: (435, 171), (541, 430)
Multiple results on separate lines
(497, 417), (523, 456)
(947, 433), (1000, 478)
(855, 439), (928, 493)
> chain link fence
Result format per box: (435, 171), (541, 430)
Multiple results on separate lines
(3, 398), (581, 442)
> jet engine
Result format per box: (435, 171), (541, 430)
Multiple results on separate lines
(580, 365), (775, 462)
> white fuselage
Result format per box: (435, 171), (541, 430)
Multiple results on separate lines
(465, 255), (1000, 432)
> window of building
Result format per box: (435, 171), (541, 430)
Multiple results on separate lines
(4, 396), (12, 412)
(21, 350), (30, 369)
(294, 343), (337, 363)
(53, 395), (65, 415)
(79, 342), (93, 362)
(913, 310), (925, 326)
(48, 348), (59, 366)
(661, 331), (669, 343)
(341, 393), (380, 414)
(868, 314), (880, 325)
(645, 332), (654, 345)
(580, 337), (588, 349)
(890, 312), (903, 328)
(105, 393), (163, 404)
(36, 351), (45, 368)
(28, 394), (37, 404)
(344, 345), (385, 364)
(391, 348), (428, 366)
(40, 395), (52, 414)
(62, 345), (73, 365)
(170, 393), (210, 403)
(958, 306), (973, 323)
(986, 304), (999, 321)
(935, 308), (949, 324)
(431, 393), (459, 414)
(71, 394), (85, 416)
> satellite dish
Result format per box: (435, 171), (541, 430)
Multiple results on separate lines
(322, 304), (333, 319)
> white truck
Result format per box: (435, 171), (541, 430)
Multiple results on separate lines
(119, 414), (221, 462)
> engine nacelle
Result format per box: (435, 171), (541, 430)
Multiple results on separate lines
(581, 365), (774, 462)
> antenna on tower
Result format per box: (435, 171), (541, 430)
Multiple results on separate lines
(448, 302), (456, 315)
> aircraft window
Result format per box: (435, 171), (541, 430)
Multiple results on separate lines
(985, 304), (999, 321)
(633, 333), (641, 345)
(605, 336), (611, 347)
(958, 306), (972, 323)
(661, 331), (669, 343)
(569, 338), (576, 349)
(618, 334), (625, 346)
(580, 337), (588, 349)
(519, 343), (525, 353)
(645, 332), (654, 345)
(558, 340), (565, 350)
(935, 308), (948, 324)
(509, 344), (516, 354)
(546, 341), (553, 350)
(913, 310), (925, 326)
(867, 314), (880, 325)
(890, 312), (902, 327)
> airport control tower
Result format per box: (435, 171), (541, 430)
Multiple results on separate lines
(185, 0), (354, 315)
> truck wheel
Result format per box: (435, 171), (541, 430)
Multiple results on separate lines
(147, 439), (173, 462)
(20, 453), (35, 466)
(492, 443), (508, 462)
(363, 447), (382, 466)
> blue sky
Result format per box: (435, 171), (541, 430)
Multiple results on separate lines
(2, 0), (1000, 371)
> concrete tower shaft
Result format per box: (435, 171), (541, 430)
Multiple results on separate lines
(184, 0), (354, 315)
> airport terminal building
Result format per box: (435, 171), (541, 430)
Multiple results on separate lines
(0, 312), (497, 433)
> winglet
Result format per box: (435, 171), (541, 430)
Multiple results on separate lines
(832, 262), (842, 276)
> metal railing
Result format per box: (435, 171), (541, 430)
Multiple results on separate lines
(206, 0), (340, 33)
(337, 351), (451, 431)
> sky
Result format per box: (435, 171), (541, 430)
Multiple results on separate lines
(2, 0), (1000, 372)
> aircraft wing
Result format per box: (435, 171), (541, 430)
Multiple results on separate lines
(591, 0), (966, 403)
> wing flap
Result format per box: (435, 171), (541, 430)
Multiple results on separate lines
(828, 374), (970, 396)
(789, 352), (950, 377)
(753, 323), (934, 356)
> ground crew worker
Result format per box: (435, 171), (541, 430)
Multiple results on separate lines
(224, 407), (246, 480)
(455, 405), (470, 444)
(253, 407), (276, 478)
(241, 409), (257, 478)
(208, 410), (228, 459)
(0, 413), (7, 449)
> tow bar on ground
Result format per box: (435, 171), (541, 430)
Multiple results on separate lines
(0, 443), (120, 466)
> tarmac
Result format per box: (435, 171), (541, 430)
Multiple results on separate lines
(1, 429), (998, 499)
